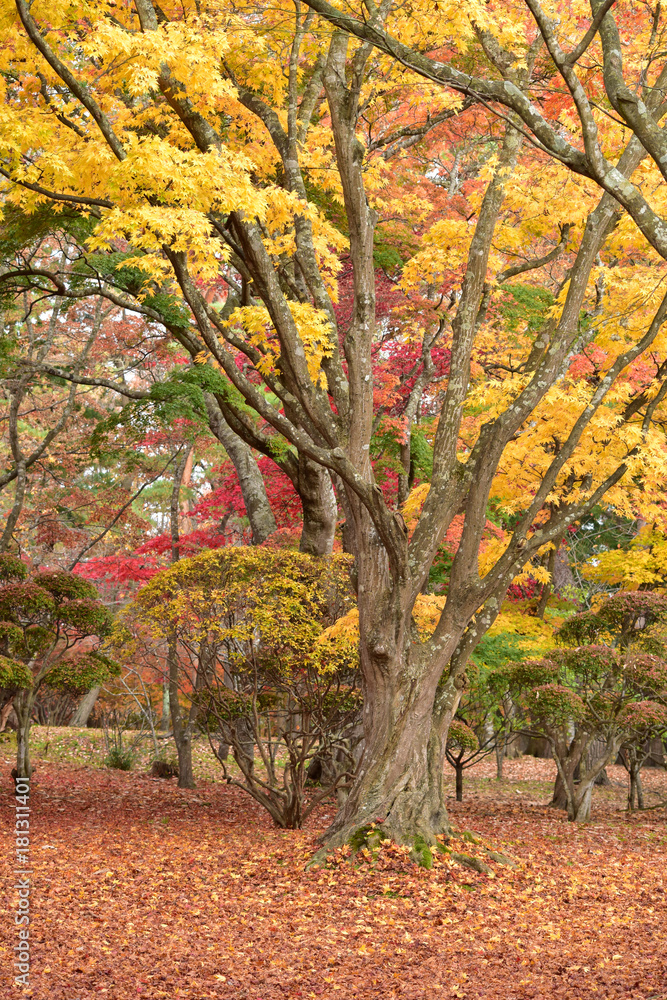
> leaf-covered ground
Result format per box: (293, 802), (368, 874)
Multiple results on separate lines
(1, 731), (666, 999)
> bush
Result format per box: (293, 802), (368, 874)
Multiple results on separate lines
(104, 746), (134, 771)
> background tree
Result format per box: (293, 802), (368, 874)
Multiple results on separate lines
(0, 553), (117, 778)
(108, 546), (359, 825)
(445, 665), (510, 801)
(496, 591), (667, 821)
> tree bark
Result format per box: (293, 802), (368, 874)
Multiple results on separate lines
(550, 771), (569, 810)
(297, 455), (337, 556)
(168, 639), (195, 789)
(160, 682), (170, 731)
(205, 394), (277, 544)
(0, 698), (15, 732)
(455, 762), (464, 802)
(495, 740), (504, 780)
(69, 685), (100, 727)
(628, 761), (645, 810)
(168, 447), (196, 787)
(14, 690), (34, 780)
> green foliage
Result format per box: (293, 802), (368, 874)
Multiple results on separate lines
(35, 571), (99, 602)
(494, 657), (559, 691)
(409, 425), (434, 482)
(471, 631), (526, 673)
(524, 684), (586, 726)
(447, 719), (479, 752)
(0, 655), (33, 690)
(72, 250), (147, 296)
(0, 570), (111, 696)
(104, 746), (135, 771)
(17, 626), (52, 659)
(56, 599), (113, 636)
(0, 620), (23, 650)
(556, 591), (667, 652)
(45, 652), (120, 695)
(499, 283), (555, 338)
(0, 554), (27, 583)
(0, 204), (94, 266)
(0, 582), (56, 622)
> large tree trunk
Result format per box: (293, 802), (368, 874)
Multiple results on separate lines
(324, 652), (443, 846)
(550, 770), (570, 810)
(322, 547), (459, 850)
(70, 685), (100, 727)
(297, 456), (337, 556)
(570, 782), (594, 823)
(205, 394), (277, 544)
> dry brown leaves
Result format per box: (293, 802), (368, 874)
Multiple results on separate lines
(0, 756), (665, 999)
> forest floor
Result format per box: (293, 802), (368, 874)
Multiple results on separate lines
(1, 728), (666, 999)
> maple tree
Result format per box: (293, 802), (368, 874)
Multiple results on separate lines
(108, 547), (359, 822)
(496, 591), (667, 821)
(445, 666), (509, 802)
(3, 0), (667, 856)
(0, 553), (117, 777)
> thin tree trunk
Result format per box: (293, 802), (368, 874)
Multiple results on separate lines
(628, 767), (637, 810)
(455, 762), (464, 802)
(0, 460), (27, 553)
(628, 760), (645, 810)
(0, 698), (15, 732)
(168, 639), (195, 788)
(495, 740), (504, 780)
(205, 394), (277, 544)
(636, 768), (645, 809)
(168, 445), (196, 788)
(161, 682), (170, 732)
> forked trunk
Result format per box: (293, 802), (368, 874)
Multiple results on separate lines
(628, 763), (644, 810)
(323, 654), (443, 846)
(570, 781), (593, 823)
(550, 770), (569, 810)
(323, 573), (459, 850)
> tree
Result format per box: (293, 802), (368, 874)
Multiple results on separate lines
(618, 701), (667, 811)
(497, 591), (667, 821)
(0, 553), (117, 778)
(445, 664), (510, 801)
(3, 1), (667, 851)
(108, 547), (358, 825)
